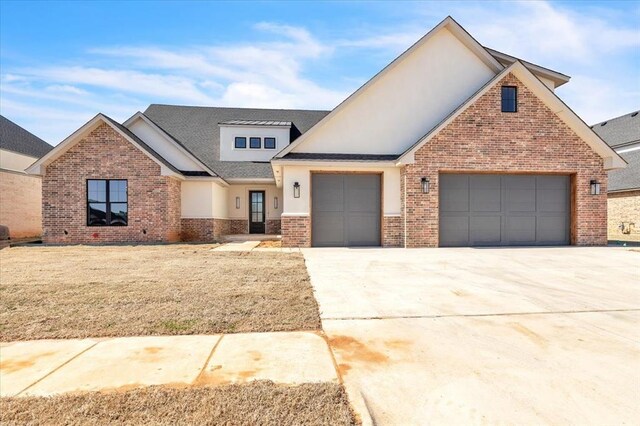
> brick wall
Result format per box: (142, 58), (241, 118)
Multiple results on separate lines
(382, 215), (402, 247)
(180, 218), (230, 242)
(281, 215), (310, 247)
(229, 219), (248, 234)
(266, 219), (282, 234)
(42, 123), (181, 244)
(0, 170), (42, 238)
(607, 191), (640, 242)
(403, 72), (607, 247)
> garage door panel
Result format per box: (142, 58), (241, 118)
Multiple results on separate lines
(440, 175), (469, 212)
(470, 175), (502, 212)
(346, 175), (380, 213)
(506, 216), (537, 244)
(537, 215), (569, 244)
(469, 216), (502, 245)
(346, 213), (380, 246)
(312, 175), (344, 212)
(440, 173), (569, 247)
(312, 213), (345, 247)
(440, 216), (469, 246)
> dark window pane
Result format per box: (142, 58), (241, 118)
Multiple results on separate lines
(88, 203), (107, 226)
(264, 137), (276, 149)
(88, 180), (106, 202)
(235, 137), (246, 148)
(109, 180), (127, 202)
(250, 137), (261, 149)
(501, 86), (517, 112)
(110, 203), (128, 226)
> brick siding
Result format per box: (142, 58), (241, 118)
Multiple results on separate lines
(382, 215), (403, 247)
(229, 219), (248, 234)
(266, 219), (282, 234)
(281, 215), (310, 247)
(180, 218), (230, 242)
(402, 72), (607, 247)
(0, 170), (43, 238)
(42, 123), (181, 244)
(607, 190), (640, 242)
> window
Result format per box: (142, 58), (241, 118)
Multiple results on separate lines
(249, 137), (261, 149)
(234, 137), (247, 149)
(264, 137), (276, 149)
(501, 86), (517, 112)
(87, 179), (128, 226)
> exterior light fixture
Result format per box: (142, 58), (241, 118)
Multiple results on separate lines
(590, 180), (601, 195)
(421, 177), (430, 194)
(293, 182), (300, 198)
(235, 196), (241, 209)
(274, 196), (279, 209)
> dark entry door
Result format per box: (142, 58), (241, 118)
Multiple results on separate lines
(311, 174), (381, 247)
(249, 191), (265, 234)
(439, 174), (570, 246)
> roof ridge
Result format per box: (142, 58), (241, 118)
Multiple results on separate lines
(147, 104), (331, 113)
(591, 110), (640, 127)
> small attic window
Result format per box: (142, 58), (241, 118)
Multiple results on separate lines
(501, 86), (517, 113)
(234, 137), (247, 149)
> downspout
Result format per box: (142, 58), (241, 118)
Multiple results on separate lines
(403, 171), (407, 248)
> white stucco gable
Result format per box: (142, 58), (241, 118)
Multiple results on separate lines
(123, 112), (214, 174)
(276, 17), (503, 157)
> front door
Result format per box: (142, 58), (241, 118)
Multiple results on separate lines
(249, 191), (266, 234)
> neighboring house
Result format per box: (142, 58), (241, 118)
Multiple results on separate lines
(0, 115), (53, 239)
(591, 111), (639, 242)
(27, 17), (625, 247)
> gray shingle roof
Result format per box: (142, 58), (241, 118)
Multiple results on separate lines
(143, 105), (330, 179)
(281, 153), (399, 161)
(0, 115), (53, 158)
(609, 150), (640, 192)
(591, 111), (640, 148)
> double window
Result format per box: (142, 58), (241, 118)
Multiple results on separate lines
(501, 86), (517, 113)
(234, 136), (277, 149)
(87, 179), (128, 226)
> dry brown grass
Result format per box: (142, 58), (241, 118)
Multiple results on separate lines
(0, 244), (320, 340)
(0, 381), (358, 426)
(257, 240), (282, 248)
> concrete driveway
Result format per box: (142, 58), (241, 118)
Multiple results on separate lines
(303, 247), (640, 425)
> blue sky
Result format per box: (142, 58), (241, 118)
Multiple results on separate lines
(1, 0), (638, 144)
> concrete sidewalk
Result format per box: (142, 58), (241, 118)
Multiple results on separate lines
(0, 331), (338, 397)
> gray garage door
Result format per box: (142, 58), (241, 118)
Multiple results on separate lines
(312, 174), (381, 247)
(439, 174), (570, 247)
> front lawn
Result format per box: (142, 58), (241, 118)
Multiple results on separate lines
(0, 381), (357, 426)
(0, 244), (320, 340)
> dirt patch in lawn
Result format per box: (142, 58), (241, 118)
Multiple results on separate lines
(0, 381), (358, 426)
(257, 240), (282, 248)
(0, 245), (320, 340)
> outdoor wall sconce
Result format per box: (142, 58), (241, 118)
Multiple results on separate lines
(274, 196), (279, 209)
(590, 180), (601, 195)
(293, 182), (300, 198)
(235, 196), (241, 209)
(421, 177), (430, 194)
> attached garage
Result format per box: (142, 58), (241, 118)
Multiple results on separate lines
(311, 173), (381, 247)
(439, 174), (570, 247)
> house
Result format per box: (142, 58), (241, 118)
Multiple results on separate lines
(0, 115), (53, 239)
(27, 17), (625, 247)
(591, 111), (639, 242)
